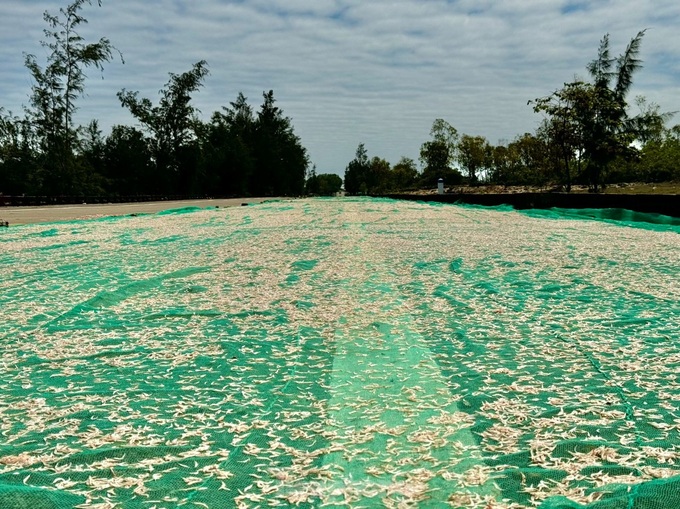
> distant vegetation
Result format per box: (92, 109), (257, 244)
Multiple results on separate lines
(0, 0), (308, 199)
(345, 30), (680, 195)
(1, 1), (678, 200)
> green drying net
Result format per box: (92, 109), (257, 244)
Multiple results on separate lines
(0, 197), (678, 508)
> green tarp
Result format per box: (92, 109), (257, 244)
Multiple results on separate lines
(1, 197), (678, 508)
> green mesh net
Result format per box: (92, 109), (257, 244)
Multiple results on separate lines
(0, 197), (678, 508)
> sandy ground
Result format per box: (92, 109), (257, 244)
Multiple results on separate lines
(0, 198), (278, 225)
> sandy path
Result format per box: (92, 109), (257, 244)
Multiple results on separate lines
(0, 197), (278, 225)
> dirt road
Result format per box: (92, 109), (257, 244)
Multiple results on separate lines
(0, 198), (278, 225)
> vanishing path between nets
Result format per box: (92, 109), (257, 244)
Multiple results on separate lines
(319, 220), (501, 505)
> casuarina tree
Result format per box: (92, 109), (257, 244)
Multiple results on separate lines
(118, 61), (209, 193)
(534, 30), (669, 191)
(23, 0), (121, 194)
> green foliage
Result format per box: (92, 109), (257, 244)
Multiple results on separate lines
(457, 134), (492, 184)
(305, 170), (342, 196)
(102, 125), (155, 194)
(72, 119), (107, 195)
(629, 96), (675, 145)
(118, 61), (209, 193)
(366, 156), (391, 193)
(344, 143), (371, 195)
(344, 150), (430, 194)
(486, 132), (553, 187)
(430, 118), (459, 149)
(199, 93), (255, 197)
(419, 119), (459, 185)
(391, 157), (419, 190)
(29, 0), (120, 135)
(531, 81), (594, 190)
(252, 90), (309, 196)
(0, 3), (305, 200)
(341, 31), (674, 194)
(2, 13), (677, 199)
(611, 127), (680, 183)
(17, 0), (120, 194)
(419, 141), (449, 181)
(196, 91), (309, 197)
(0, 111), (40, 194)
(532, 30), (674, 192)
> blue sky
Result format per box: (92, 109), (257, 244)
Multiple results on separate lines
(2, 0), (679, 176)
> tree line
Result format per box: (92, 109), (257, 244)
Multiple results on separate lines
(0, 0), (309, 199)
(345, 30), (679, 195)
(2, 2), (677, 200)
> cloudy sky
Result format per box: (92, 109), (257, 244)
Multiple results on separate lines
(2, 1), (679, 175)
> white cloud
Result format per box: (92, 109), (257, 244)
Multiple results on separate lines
(1, 0), (679, 175)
